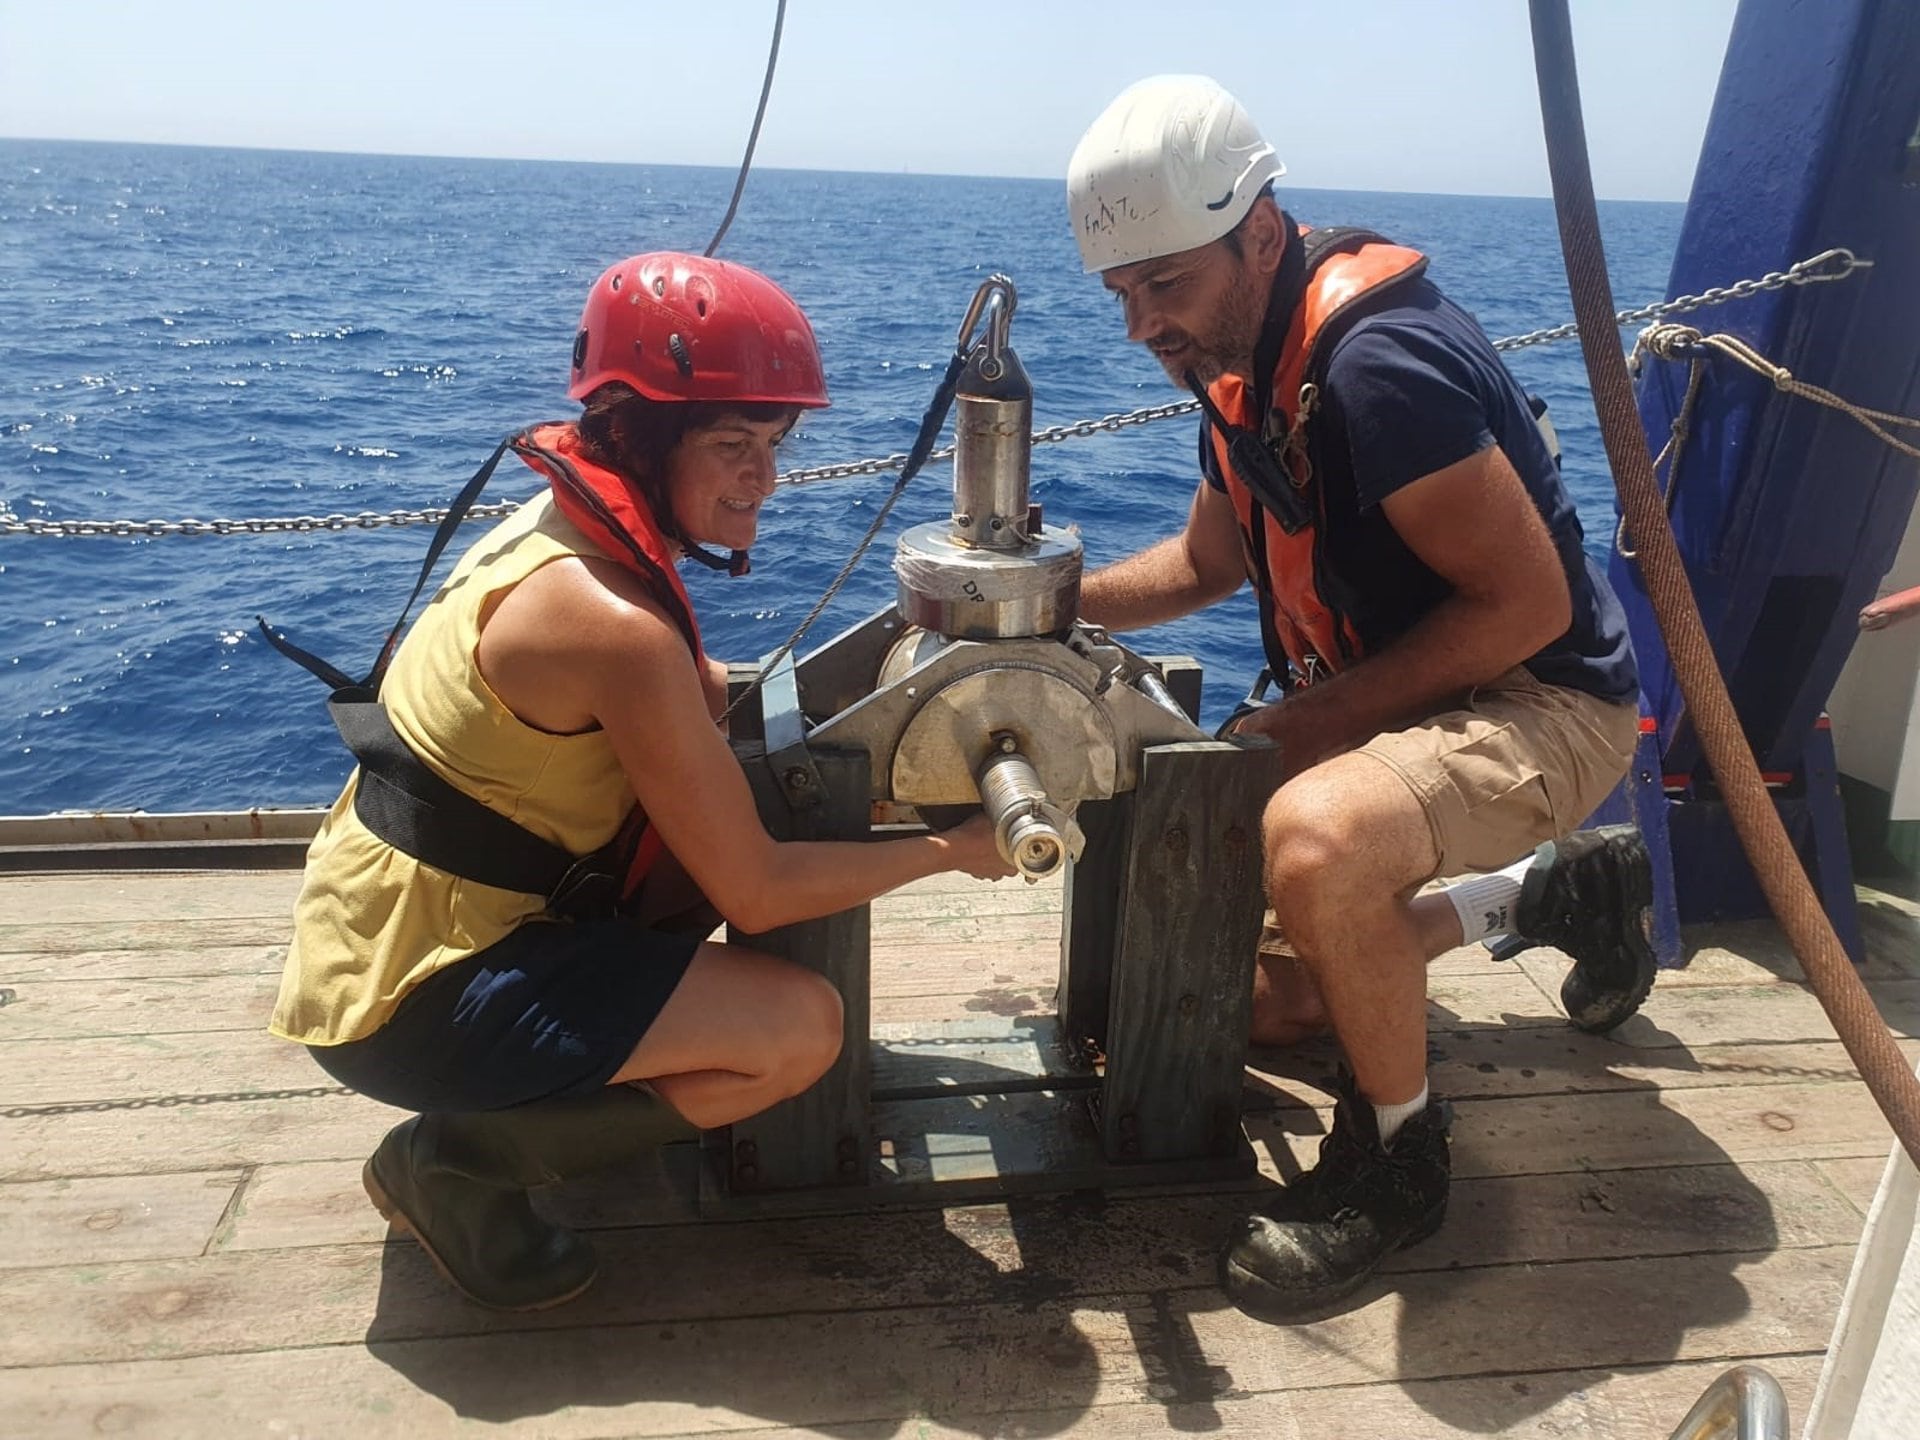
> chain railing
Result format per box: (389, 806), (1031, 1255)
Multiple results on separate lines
(0, 249), (1872, 540)
(1489, 245), (1866, 354)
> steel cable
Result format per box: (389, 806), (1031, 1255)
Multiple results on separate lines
(703, 0), (786, 256)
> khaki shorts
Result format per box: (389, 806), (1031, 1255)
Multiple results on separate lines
(1352, 666), (1639, 882)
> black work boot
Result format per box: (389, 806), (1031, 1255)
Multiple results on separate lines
(1509, 824), (1657, 1033)
(362, 1081), (696, 1311)
(1220, 1072), (1451, 1322)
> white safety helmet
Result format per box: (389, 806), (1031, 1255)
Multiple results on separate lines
(1067, 75), (1285, 273)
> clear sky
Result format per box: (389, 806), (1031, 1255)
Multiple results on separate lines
(1, 0), (1739, 200)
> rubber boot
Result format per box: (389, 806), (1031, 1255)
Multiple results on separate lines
(362, 1081), (696, 1311)
(1512, 824), (1657, 1033)
(1220, 1071), (1451, 1323)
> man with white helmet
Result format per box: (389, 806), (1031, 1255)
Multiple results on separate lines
(1067, 76), (1653, 1321)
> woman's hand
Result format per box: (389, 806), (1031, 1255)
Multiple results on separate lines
(939, 812), (1018, 880)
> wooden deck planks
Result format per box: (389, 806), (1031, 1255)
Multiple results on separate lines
(6, 1040), (1900, 1186)
(11, 1015), (1906, 1128)
(0, 865), (1908, 1437)
(0, 1170), (245, 1268)
(0, 1157), (1861, 1365)
(0, 1249), (1856, 1438)
(653, 1354), (1832, 1440)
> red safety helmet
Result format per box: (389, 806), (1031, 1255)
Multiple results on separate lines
(568, 252), (830, 408)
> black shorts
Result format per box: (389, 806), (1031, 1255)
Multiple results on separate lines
(308, 917), (701, 1113)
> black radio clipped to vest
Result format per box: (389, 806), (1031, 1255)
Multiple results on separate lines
(1186, 374), (1314, 534)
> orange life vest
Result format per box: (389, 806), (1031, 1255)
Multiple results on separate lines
(1208, 228), (1428, 683)
(508, 421), (707, 894)
(512, 421), (705, 667)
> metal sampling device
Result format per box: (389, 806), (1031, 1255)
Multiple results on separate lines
(720, 276), (1282, 1209)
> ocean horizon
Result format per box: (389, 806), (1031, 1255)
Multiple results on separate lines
(0, 135), (1692, 206)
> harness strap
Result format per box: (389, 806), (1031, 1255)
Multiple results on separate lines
(259, 431), (641, 922)
(329, 688), (624, 918)
(257, 435), (515, 692)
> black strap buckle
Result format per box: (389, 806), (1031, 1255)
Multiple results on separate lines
(546, 854), (622, 921)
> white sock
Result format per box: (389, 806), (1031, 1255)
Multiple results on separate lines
(1373, 1083), (1431, 1147)
(1444, 855), (1535, 944)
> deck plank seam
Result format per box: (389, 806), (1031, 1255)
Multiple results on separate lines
(201, 1164), (258, 1257)
(0, 1270), (1856, 1385)
(3, 1063), (1882, 1117)
(0, 1240), (1862, 1337)
(21, 1004), (1912, 1045)
(1802, 1151), (1880, 1221)
(0, 1219), (1855, 1278)
(5, 1118), (1899, 1185)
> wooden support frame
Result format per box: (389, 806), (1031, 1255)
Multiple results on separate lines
(720, 745), (873, 1196)
(1101, 741), (1286, 1164)
(1055, 654), (1203, 1063)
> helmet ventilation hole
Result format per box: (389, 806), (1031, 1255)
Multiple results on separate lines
(653, 275), (667, 297)
(571, 329), (589, 371)
(609, 273), (622, 293)
(668, 333), (694, 378)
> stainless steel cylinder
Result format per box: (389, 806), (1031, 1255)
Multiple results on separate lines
(951, 392), (1033, 550)
(977, 749), (1065, 881)
(894, 521), (1082, 640)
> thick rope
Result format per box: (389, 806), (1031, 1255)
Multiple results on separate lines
(1530, 0), (1920, 1169)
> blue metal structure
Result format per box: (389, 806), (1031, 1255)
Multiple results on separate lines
(1609, 0), (1920, 959)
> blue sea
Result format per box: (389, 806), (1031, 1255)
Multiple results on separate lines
(0, 140), (1684, 815)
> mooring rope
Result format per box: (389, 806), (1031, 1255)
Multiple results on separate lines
(1531, 0), (1920, 1170)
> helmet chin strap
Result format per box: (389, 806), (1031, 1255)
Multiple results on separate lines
(681, 541), (751, 577)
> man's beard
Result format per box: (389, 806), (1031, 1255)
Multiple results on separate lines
(1147, 261), (1270, 386)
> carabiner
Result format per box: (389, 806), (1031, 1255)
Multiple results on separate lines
(955, 275), (1018, 381)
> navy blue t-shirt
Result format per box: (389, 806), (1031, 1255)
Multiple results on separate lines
(1204, 274), (1638, 703)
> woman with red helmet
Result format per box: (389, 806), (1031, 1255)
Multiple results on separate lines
(268, 253), (1012, 1312)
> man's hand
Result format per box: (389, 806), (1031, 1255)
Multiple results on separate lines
(1229, 694), (1348, 781)
(1079, 478), (1244, 631)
